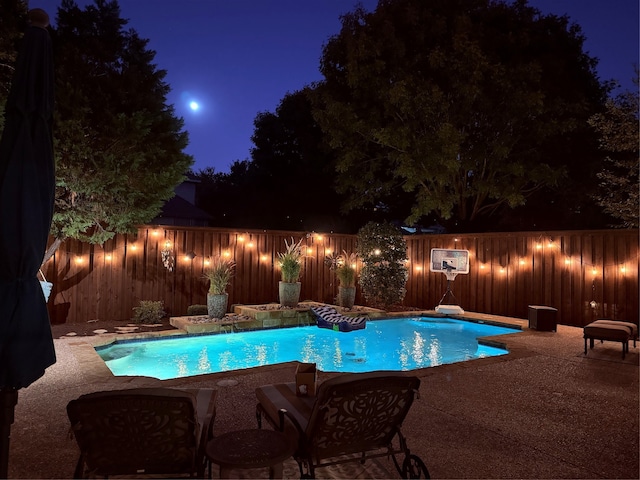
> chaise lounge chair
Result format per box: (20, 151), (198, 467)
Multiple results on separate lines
(255, 371), (429, 478)
(67, 387), (216, 478)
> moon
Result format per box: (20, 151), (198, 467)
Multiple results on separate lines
(189, 101), (200, 111)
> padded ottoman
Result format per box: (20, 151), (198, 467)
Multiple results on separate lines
(593, 319), (638, 348)
(583, 322), (630, 359)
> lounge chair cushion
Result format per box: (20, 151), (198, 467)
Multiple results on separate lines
(311, 305), (366, 332)
(255, 382), (315, 443)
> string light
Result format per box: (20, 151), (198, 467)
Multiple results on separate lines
(55, 230), (637, 290)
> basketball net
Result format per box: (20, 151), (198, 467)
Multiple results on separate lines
(444, 270), (458, 282)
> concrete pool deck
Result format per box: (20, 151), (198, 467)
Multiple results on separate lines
(8, 313), (639, 479)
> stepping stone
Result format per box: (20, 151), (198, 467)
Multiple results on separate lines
(64, 332), (77, 337)
(115, 326), (138, 334)
(93, 329), (108, 334)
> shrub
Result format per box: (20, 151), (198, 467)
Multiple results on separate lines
(356, 222), (408, 308)
(187, 304), (208, 316)
(132, 300), (166, 324)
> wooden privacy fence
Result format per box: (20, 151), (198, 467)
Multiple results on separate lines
(43, 227), (638, 327)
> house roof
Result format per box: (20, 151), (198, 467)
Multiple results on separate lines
(154, 195), (213, 223)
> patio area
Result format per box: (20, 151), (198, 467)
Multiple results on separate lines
(8, 315), (639, 479)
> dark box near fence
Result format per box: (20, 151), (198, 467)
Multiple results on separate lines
(528, 305), (558, 332)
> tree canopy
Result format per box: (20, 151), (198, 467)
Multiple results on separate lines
(588, 74), (639, 228)
(44, 0), (192, 260)
(195, 89), (370, 233)
(312, 0), (608, 232)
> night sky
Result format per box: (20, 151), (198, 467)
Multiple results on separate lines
(31, 0), (639, 173)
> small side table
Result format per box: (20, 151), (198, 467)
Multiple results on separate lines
(528, 305), (558, 331)
(206, 429), (293, 479)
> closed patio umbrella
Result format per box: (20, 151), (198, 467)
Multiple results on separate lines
(0, 9), (56, 478)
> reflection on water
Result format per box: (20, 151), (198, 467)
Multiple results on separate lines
(197, 347), (210, 373)
(332, 338), (343, 368)
(98, 318), (518, 380)
(255, 344), (267, 365)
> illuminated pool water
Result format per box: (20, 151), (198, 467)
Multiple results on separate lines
(96, 317), (521, 380)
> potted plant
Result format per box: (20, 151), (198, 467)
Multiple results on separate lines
(277, 237), (304, 307)
(203, 256), (235, 319)
(326, 251), (358, 309)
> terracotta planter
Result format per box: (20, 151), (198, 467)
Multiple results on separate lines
(207, 292), (228, 319)
(279, 281), (301, 307)
(337, 286), (356, 309)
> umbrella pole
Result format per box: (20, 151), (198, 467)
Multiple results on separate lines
(0, 387), (18, 479)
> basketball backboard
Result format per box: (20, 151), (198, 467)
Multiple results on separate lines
(429, 249), (470, 274)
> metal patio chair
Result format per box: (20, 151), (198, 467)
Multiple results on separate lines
(67, 387), (216, 478)
(256, 371), (429, 478)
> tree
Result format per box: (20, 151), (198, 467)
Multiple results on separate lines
(312, 0), (608, 232)
(196, 89), (369, 232)
(588, 74), (639, 228)
(43, 0), (192, 262)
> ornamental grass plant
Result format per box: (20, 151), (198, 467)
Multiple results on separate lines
(204, 256), (236, 294)
(277, 237), (304, 283)
(326, 250), (358, 288)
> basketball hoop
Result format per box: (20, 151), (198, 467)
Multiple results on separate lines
(444, 269), (458, 282)
(430, 249), (469, 315)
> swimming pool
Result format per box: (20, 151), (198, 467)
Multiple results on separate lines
(96, 317), (521, 380)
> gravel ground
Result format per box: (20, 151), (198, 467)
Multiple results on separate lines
(10, 318), (639, 479)
(50, 318), (175, 338)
